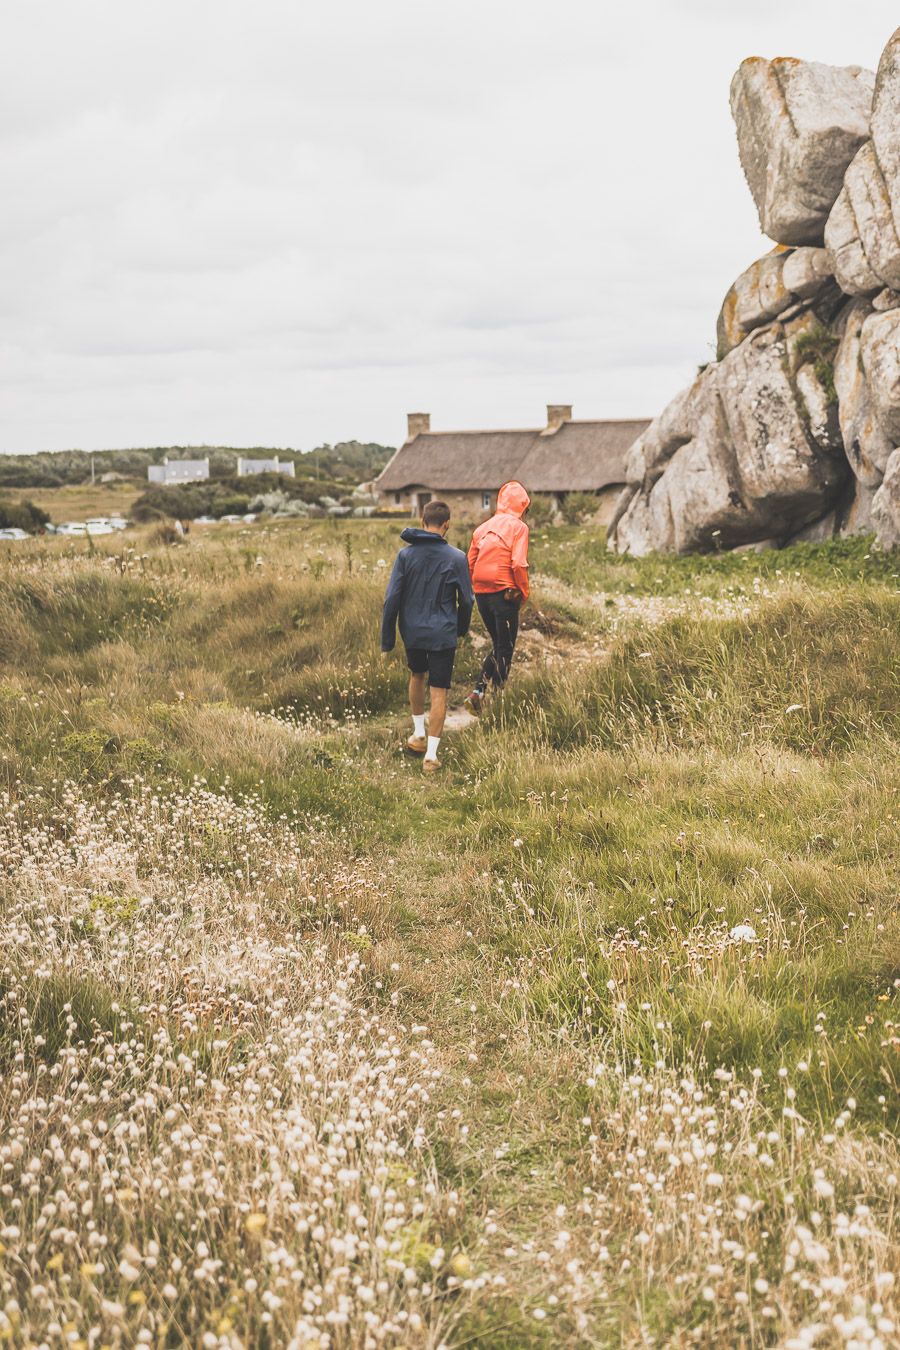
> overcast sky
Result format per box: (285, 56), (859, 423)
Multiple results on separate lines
(0, 1), (895, 454)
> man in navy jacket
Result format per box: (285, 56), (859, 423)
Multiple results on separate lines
(381, 500), (474, 773)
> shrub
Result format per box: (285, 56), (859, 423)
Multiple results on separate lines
(0, 497), (50, 533)
(132, 480), (252, 522)
(147, 521), (186, 546)
(525, 495), (556, 527)
(792, 321), (840, 406)
(131, 484), (213, 522)
(131, 473), (365, 521)
(248, 489), (294, 514)
(559, 491), (602, 525)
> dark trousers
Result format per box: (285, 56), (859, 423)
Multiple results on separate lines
(475, 592), (520, 690)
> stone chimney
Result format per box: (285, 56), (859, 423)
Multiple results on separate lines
(543, 404), (573, 434)
(406, 412), (431, 440)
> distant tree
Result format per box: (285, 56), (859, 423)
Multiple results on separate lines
(0, 497), (51, 532)
(0, 440), (396, 492)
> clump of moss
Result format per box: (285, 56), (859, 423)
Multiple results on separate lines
(793, 322), (839, 406)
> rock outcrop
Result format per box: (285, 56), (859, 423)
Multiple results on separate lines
(611, 28), (900, 555)
(833, 300), (896, 485)
(825, 142), (900, 294)
(825, 32), (900, 294)
(716, 246), (835, 358)
(731, 57), (873, 246)
(872, 450), (900, 547)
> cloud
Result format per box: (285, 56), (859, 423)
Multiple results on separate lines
(0, 0), (893, 451)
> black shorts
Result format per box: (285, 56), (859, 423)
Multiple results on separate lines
(404, 646), (456, 689)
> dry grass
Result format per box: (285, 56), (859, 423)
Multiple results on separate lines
(0, 519), (897, 1347)
(20, 481), (143, 523)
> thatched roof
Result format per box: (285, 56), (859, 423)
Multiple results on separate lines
(376, 419), (650, 494)
(517, 420), (650, 492)
(376, 431), (537, 492)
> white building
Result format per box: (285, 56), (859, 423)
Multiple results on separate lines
(148, 458), (210, 484)
(236, 456), (296, 478)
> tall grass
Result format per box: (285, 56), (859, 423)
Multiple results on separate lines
(0, 520), (897, 1347)
(488, 587), (899, 753)
(536, 527), (900, 596)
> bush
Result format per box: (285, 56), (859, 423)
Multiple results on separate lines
(131, 480), (252, 522)
(248, 491), (311, 518)
(525, 495), (557, 527)
(248, 489), (293, 515)
(131, 472), (363, 522)
(147, 522), (186, 547)
(0, 497), (50, 533)
(793, 321), (840, 405)
(0, 463), (64, 489)
(559, 491), (602, 525)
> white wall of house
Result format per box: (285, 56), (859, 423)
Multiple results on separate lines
(237, 457), (296, 477)
(147, 458), (210, 484)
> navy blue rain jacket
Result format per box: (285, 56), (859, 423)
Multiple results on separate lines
(381, 528), (475, 652)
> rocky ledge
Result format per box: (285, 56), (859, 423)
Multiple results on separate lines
(610, 28), (900, 554)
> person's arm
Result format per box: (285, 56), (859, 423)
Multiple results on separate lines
(510, 521), (529, 601)
(467, 531), (480, 577)
(455, 553), (475, 638)
(380, 553), (405, 651)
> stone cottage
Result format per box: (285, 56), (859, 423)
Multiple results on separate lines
(375, 407), (650, 521)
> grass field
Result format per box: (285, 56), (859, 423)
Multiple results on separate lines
(0, 519), (897, 1348)
(18, 481), (144, 523)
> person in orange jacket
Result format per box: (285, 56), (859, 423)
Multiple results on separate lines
(464, 480), (530, 715)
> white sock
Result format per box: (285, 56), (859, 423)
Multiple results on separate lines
(412, 713), (426, 738)
(425, 735), (441, 761)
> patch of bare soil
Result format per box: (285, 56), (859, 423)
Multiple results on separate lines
(442, 703), (478, 732)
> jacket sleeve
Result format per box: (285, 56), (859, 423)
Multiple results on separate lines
(511, 521), (530, 600)
(467, 531), (480, 578)
(455, 552), (475, 638)
(381, 553), (405, 651)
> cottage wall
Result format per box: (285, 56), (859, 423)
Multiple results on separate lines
(379, 483), (626, 525)
(440, 490), (495, 521)
(381, 487), (494, 521)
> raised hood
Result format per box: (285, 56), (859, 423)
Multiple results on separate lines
(497, 481), (530, 516)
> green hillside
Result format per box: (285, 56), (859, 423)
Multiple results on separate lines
(0, 521), (896, 1347)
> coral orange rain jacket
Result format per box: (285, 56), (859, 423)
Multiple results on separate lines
(467, 481), (531, 601)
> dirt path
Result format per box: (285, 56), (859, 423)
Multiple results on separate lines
(442, 703), (478, 732)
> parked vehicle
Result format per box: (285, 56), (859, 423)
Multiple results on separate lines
(56, 522), (88, 536)
(87, 516), (128, 532)
(0, 528), (30, 541)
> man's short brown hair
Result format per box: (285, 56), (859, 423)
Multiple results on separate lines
(422, 500), (450, 527)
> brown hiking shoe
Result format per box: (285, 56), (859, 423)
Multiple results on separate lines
(406, 734), (427, 756)
(464, 689), (483, 716)
(422, 757), (441, 774)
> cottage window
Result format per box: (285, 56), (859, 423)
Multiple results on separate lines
(482, 492), (491, 510)
(394, 493), (401, 505)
